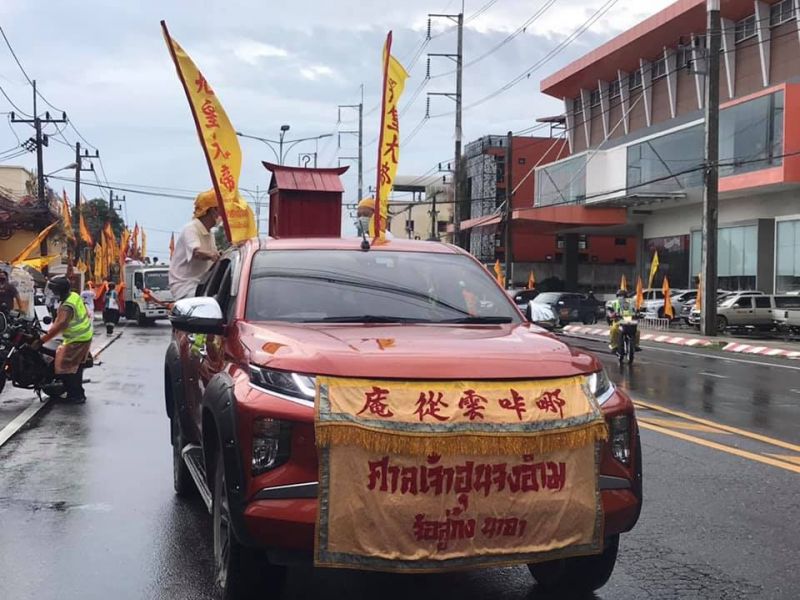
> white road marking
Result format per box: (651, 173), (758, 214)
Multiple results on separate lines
(698, 371), (728, 379)
(0, 400), (49, 448)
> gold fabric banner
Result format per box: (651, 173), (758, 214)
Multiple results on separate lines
(315, 376), (606, 571)
(161, 21), (257, 244)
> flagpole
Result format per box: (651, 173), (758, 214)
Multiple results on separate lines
(373, 31), (393, 240)
(160, 20), (233, 242)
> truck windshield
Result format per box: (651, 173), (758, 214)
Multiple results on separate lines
(145, 271), (170, 291)
(246, 250), (521, 324)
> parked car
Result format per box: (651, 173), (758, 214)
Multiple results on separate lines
(772, 295), (800, 336)
(509, 287), (539, 312)
(535, 292), (602, 326)
(688, 291), (765, 328)
(165, 238), (642, 598)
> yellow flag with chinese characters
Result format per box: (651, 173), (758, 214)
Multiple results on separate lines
(648, 251), (659, 288)
(161, 21), (256, 244)
(371, 31), (409, 242)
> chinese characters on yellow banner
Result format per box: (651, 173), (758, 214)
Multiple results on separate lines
(161, 21), (257, 244)
(372, 31), (408, 242)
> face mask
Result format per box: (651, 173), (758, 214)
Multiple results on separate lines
(358, 216), (371, 237)
(45, 288), (58, 309)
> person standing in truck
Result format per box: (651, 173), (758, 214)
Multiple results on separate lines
(168, 190), (220, 300)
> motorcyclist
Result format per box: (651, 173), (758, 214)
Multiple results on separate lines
(31, 276), (93, 403)
(609, 289), (641, 353)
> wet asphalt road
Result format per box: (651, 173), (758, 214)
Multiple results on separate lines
(0, 323), (798, 599)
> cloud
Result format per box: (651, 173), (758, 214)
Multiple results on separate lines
(230, 39), (289, 65)
(299, 64), (336, 81)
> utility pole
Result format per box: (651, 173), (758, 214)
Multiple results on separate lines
(701, 0), (721, 336)
(10, 80), (67, 265)
(428, 7), (464, 247)
(428, 190), (440, 241)
(75, 141), (98, 259)
(504, 131), (513, 288)
(338, 88), (363, 200)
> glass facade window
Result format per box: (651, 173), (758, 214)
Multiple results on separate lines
(590, 89), (601, 106)
(735, 14), (756, 42)
(770, 0), (795, 26)
(627, 91), (784, 194)
(609, 80), (620, 99)
(629, 70), (642, 90)
(777, 219), (800, 293)
(627, 125), (705, 194)
(651, 57), (667, 79)
(690, 225), (758, 291)
(536, 155), (586, 207)
(719, 91), (783, 177)
(644, 236), (690, 288)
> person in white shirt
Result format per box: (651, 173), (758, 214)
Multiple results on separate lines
(80, 282), (96, 321)
(356, 197), (394, 239)
(169, 190), (221, 300)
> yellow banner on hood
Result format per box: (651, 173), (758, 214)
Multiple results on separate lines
(161, 21), (256, 245)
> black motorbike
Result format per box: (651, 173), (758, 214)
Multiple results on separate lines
(616, 315), (639, 365)
(0, 310), (92, 401)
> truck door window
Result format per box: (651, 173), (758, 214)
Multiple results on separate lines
(754, 297), (771, 309)
(134, 273), (144, 290)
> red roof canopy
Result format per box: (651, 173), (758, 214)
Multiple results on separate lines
(263, 162), (349, 193)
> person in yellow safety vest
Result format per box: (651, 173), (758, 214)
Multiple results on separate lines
(32, 276), (93, 403)
(609, 289), (641, 353)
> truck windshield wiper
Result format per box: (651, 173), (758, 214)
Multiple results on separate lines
(436, 316), (513, 324)
(307, 315), (428, 323)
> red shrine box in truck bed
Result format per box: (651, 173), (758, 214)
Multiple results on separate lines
(263, 162), (349, 238)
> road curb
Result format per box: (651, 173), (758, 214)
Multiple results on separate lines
(0, 331), (123, 450)
(560, 325), (800, 359)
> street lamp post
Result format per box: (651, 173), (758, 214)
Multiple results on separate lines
(236, 129), (333, 165)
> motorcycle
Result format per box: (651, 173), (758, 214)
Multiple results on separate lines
(616, 315), (639, 365)
(0, 309), (92, 400)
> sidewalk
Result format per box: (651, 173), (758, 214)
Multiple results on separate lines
(561, 324), (800, 360)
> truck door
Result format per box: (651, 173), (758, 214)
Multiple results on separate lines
(753, 296), (774, 328)
(729, 296), (754, 326)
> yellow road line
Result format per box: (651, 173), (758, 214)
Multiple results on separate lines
(639, 421), (800, 475)
(633, 399), (800, 453)
(638, 416), (732, 434)
(766, 454), (800, 467)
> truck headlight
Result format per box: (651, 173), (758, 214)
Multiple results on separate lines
(252, 417), (291, 474)
(586, 369), (615, 405)
(249, 365), (316, 402)
(610, 415), (631, 464)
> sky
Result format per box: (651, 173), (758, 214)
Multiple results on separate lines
(0, 0), (674, 257)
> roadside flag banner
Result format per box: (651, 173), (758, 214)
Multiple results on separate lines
(20, 254), (61, 271)
(169, 232), (175, 258)
(648, 251), (659, 288)
(141, 227), (147, 260)
(662, 275), (673, 318)
(120, 228), (131, 262)
(76, 258), (87, 274)
(371, 31), (409, 242)
(103, 222), (116, 263)
(493, 259), (505, 287)
(10, 221), (58, 265)
(620, 274), (627, 292)
(62, 191), (74, 242)
(131, 223), (140, 258)
(314, 376), (607, 570)
(635, 275), (644, 310)
(79, 212), (93, 247)
(695, 274), (702, 310)
(161, 21), (257, 244)
(528, 270), (535, 289)
(93, 243), (103, 282)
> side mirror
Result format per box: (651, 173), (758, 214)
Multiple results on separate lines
(169, 297), (225, 335)
(42, 316), (53, 325)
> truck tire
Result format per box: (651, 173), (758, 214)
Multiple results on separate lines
(135, 305), (146, 326)
(529, 535), (619, 594)
(212, 451), (285, 600)
(717, 315), (728, 332)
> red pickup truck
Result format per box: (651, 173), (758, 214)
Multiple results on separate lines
(164, 238), (642, 600)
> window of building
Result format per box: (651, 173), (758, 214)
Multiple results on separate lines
(518, 157), (526, 165)
(735, 14), (757, 42)
(609, 79), (621, 99)
(437, 220), (448, 233)
(579, 234), (588, 250)
(629, 70), (643, 90)
(536, 154), (587, 207)
(405, 220), (414, 232)
(777, 219), (800, 293)
(651, 57), (667, 80)
(615, 237), (627, 246)
(718, 91), (784, 177)
(770, 0), (796, 26)
(590, 89), (601, 107)
(627, 124), (705, 194)
(691, 226), (758, 289)
(573, 95), (582, 112)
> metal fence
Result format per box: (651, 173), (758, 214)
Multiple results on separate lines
(640, 317), (671, 331)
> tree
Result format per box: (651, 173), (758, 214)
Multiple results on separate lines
(73, 198), (125, 243)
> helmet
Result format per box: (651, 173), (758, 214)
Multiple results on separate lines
(616, 289), (627, 297)
(47, 276), (71, 301)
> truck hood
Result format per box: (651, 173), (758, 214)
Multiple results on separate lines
(238, 321), (600, 380)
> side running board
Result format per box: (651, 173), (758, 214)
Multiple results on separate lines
(182, 444), (213, 512)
